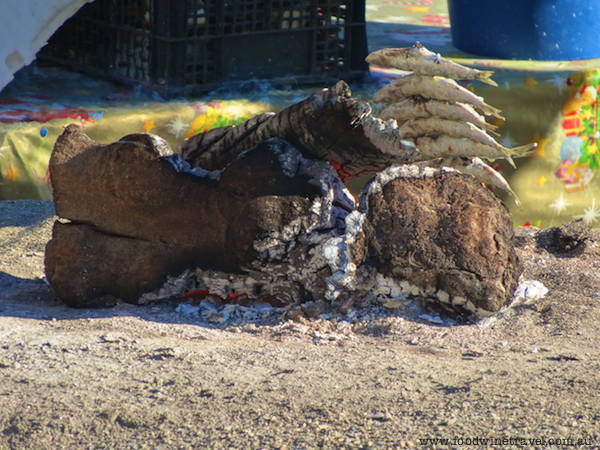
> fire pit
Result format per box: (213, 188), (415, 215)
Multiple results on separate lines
(45, 64), (523, 320)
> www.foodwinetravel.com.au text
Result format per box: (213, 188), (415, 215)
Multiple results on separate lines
(419, 436), (597, 447)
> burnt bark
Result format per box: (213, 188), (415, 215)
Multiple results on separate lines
(179, 81), (421, 182)
(50, 124), (234, 272)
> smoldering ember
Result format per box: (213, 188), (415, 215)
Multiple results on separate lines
(44, 80), (530, 321)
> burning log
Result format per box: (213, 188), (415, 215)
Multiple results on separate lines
(179, 80), (421, 182)
(350, 165), (521, 316)
(46, 125), (354, 307)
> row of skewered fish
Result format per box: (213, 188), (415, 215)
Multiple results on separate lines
(366, 43), (536, 204)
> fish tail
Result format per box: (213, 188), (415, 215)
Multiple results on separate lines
(495, 180), (521, 205)
(480, 122), (499, 133)
(498, 142), (537, 168)
(496, 176), (521, 206)
(473, 158), (521, 205)
(477, 103), (505, 120)
(510, 142), (538, 157)
(504, 155), (517, 169)
(510, 190), (522, 207)
(488, 171), (521, 205)
(458, 157), (521, 205)
(485, 105), (505, 120)
(478, 71), (498, 87)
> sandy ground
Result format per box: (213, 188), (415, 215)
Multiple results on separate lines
(1, 200), (600, 450)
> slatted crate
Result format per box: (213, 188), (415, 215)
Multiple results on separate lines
(41, 0), (369, 97)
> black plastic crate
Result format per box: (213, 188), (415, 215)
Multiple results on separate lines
(40, 0), (369, 97)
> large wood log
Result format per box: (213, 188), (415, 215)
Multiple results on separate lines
(348, 164), (522, 317)
(46, 125), (354, 307)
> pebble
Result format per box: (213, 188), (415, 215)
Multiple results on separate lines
(372, 411), (391, 421)
(418, 314), (443, 324)
(312, 330), (345, 342)
(556, 352), (583, 361)
(383, 298), (407, 309)
(287, 309), (306, 323)
(304, 302), (325, 319)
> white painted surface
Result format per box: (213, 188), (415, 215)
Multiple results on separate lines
(0, 0), (94, 92)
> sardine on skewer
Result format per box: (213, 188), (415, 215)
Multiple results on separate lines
(381, 97), (498, 134)
(415, 135), (536, 168)
(460, 157), (521, 206)
(417, 157), (521, 205)
(400, 117), (505, 153)
(366, 42), (498, 86)
(373, 74), (504, 120)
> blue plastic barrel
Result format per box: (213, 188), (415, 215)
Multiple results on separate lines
(448, 0), (600, 60)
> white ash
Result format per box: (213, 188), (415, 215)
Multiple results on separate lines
(512, 280), (548, 304)
(475, 280), (548, 325)
(419, 314), (443, 324)
(145, 133), (173, 156)
(255, 138), (304, 179)
(352, 264), (502, 319)
(139, 270), (196, 304)
(194, 268), (305, 306)
(161, 154), (192, 173)
(358, 163), (456, 213)
(347, 266), (427, 307)
(239, 149), (358, 302)
(174, 303), (200, 316)
(189, 166), (221, 181)
(161, 153), (222, 180)
(166, 293), (460, 331)
(174, 298), (289, 326)
(142, 268), (541, 330)
(476, 280), (550, 328)
(323, 210), (365, 301)
(148, 248), (488, 326)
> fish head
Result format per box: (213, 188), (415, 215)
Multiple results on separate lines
(365, 49), (394, 67)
